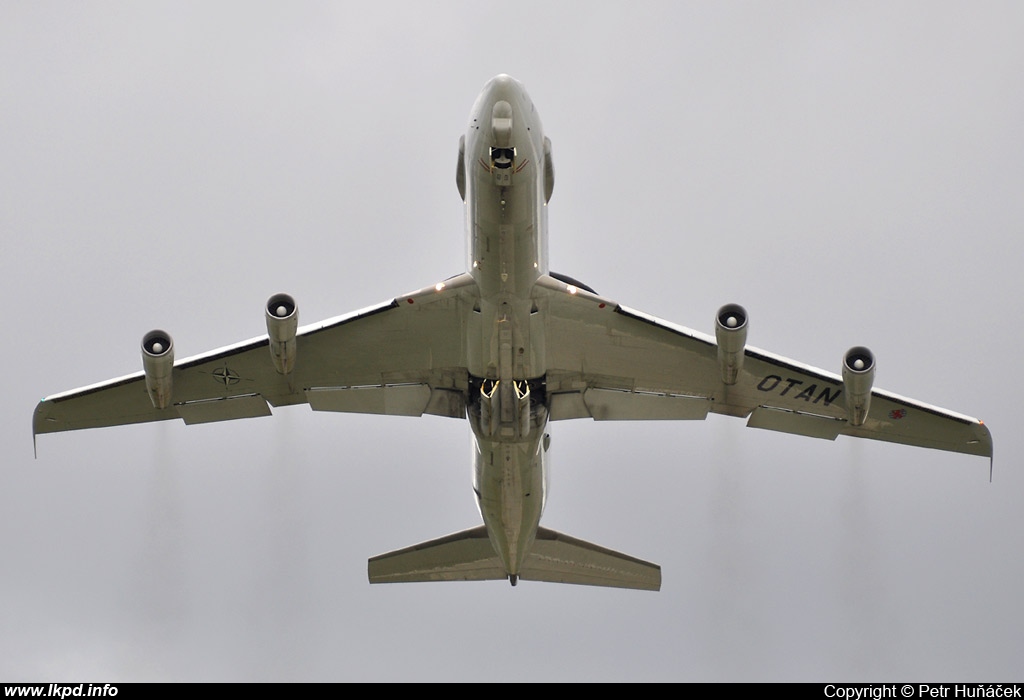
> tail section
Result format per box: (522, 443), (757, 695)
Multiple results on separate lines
(368, 526), (506, 584)
(519, 527), (661, 591)
(368, 526), (661, 591)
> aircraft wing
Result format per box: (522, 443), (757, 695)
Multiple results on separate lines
(535, 276), (992, 461)
(33, 274), (478, 439)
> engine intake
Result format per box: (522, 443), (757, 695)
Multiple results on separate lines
(842, 346), (875, 426)
(141, 329), (174, 409)
(265, 293), (298, 374)
(715, 304), (748, 385)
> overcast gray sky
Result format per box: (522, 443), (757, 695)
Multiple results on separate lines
(3, 1), (1023, 682)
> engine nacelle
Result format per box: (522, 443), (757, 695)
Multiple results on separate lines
(842, 346), (875, 426)
(141, 329), (174, 409)
(265, 293), (298, 374)
(715, 304), (748, 385)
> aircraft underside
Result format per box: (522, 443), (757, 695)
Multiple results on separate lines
(33, 74), (991, 593)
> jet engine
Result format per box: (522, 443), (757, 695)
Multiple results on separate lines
(141, 329), (174, 409)
(715, 304), (748, 385)
(842, 346), (875, 426)
(265, 293), (298, 374)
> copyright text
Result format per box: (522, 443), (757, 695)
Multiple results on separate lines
(825, 686), (1022, 699)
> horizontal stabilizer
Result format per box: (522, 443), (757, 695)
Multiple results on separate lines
(368, 525), (661, 591)
(368, 526), (506, 583)
(519, 527), (661, 591)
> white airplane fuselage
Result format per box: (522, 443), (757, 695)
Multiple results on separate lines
(462, 75), (551, 582)
(33, 74), (990, 591)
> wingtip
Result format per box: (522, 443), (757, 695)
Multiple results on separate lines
(976, 419), (993, 482)
(32, 400), (44, 459)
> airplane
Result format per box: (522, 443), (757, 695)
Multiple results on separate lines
(33, 74), (993, 591)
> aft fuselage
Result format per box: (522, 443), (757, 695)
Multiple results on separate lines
(462, 75), (551, 581)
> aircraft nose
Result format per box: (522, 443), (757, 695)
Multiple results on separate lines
(483, 73), (522, 101)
